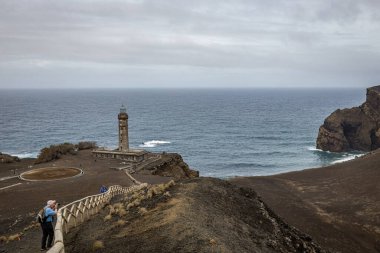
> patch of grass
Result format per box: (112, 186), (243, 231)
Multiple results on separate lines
(111, 203), (128, 217)
(131, 192), (140, 199)
(146, 190), (154, 199)
(165, 180), (176, 188)
(7, 233), (22, 242)
(0, 236), (7, 243)
(139, 207), (148, 215)
(147, 181), (175, 199)
(132, 199), (141, 207)
(104, 214), (112, 221)
(124, 182), (175, 212)
(23, 222), (39, 232)
(115, 219), (126, 227)
(113, 203), (124, 210)
(126, 202), (134, 210)
(118, 208), (128, 217)
(93, 240), (104, 250)
(108, 205), (115, 215)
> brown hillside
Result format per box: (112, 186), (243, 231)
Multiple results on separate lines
(65, 178), (326, 253)
(231, 150), (380, 253)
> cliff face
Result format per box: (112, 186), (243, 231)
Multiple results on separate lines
(316, 86), (380, 152)
(143, 153), (199, 179)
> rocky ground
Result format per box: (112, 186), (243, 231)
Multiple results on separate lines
(231, 150), (380, 253)
(65, 177), (326, 253)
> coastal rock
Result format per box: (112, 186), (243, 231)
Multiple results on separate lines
(151, 153), (199, 179)
(317, 85), (380, 152)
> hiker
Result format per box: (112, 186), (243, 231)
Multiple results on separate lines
(40, 200), (58, 251)
(100, 185), (108, 193)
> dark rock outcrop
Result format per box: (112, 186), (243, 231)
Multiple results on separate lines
(144, 153), (199, 179)
(317, 86), (380, 152)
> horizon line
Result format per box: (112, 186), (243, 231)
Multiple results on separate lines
(0, 86), (366, 90)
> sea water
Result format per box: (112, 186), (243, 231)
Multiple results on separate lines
(0, 88), (365, 177)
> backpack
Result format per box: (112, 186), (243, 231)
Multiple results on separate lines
(36, 207), (47, 224)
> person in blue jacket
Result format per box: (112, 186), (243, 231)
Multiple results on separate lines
(41, 200), (58, 251)
(100, 185), (108, 193)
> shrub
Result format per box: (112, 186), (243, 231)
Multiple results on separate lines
(132, 192), (140, 199)
(104, 214), (112, 221)
(77, 141), (97, 150)
(146, 190), (153, 199)
(166, 180), (176, 188)
(113, 203), (124, 210)
(115, 219), (126, 227)
(118, 208), (128, 217)
(0, 153), (20, 163)
(93, 240), (104, 250)
(132, 199), (141, 207)
(35, 143), (76, 164)
(108, 205), (115, 215)
(126, 203), (134, 210)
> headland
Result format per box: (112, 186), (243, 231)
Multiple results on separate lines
(317, 85), (380, 152)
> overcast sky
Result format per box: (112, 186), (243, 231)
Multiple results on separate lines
(0, 0), (379, 89)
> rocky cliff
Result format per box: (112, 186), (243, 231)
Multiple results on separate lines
(142, 153), (199, 179)
(316, 85), (380, 152)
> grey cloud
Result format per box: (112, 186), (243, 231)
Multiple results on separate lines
(0, 0), (379, 88)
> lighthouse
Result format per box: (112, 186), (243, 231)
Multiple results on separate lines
(118, 105), (129, 151)
(92, 105), (147, 162)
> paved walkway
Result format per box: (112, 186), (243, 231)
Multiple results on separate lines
(0, 183), (22, 191)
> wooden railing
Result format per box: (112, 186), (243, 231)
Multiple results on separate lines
(47, 183), (148, 253)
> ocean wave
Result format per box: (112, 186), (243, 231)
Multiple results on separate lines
(307, 146), (326, 152)
(331, 154), (364, 164)
(139, 140), (171, 148)
(10, 152), (39, 158)
(231, 162), (275, 169)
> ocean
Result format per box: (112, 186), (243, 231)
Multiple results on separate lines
(0, 88), (365, 177)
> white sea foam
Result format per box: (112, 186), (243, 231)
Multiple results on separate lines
(139, 140), (171, 148)
(10, 152), (39, 158)
(307, 146), (321, 151)
(307, 146), (331, 153)
(331, 154), (364, 164)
